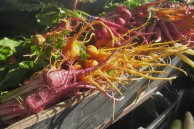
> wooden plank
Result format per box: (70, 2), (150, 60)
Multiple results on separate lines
(7, 57), (183, 129)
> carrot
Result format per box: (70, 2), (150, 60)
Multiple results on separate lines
(85, 60), (99, 68)
(86, 45), (99, 56)
(86, 45), (110, 62)
(2, 2), (194, 123)
(73, 64), (83, 70)
(62, 42), (80, 59)
(95, 39), (111, 48)
(62, 20), (117, 61)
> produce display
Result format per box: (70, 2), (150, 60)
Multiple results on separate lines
(0, 0), (194, 126)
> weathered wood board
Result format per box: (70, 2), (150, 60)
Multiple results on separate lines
(6, 57), (183, 129)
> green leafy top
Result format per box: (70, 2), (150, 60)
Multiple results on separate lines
(0, 38), (23, 61)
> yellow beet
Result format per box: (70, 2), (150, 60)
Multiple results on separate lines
(62, 43), (80, 59)
(85, 60), (99, 68)
(86, 45), (99, 57)
(73, 64), (83, 70)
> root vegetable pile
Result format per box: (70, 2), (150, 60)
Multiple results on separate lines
(1, 0), (194, 125)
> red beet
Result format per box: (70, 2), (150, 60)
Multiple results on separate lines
(165, 21), (184, 40)
(134, 1), (160, 12)
(0, 99), (28, 117)
(145, 22), (156, 42)
(25, 49), (118, 113)
(25, 82), (96, 113)
(154, 27), (162, 42)
(114, 18), (126, 26)
(157, 19), (174, 41)
(98, 18), (128, 33)
(117, 6), (132, 20)
(25, 85), (66, 113)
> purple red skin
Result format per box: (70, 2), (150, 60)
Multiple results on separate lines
(97, 18), (128, 33)
(25, 49), (119, 113)
(134, 1), (160, 12)
(25, 83), (73, 113)
(25, 82), (96, 113)
(102, 10), (118, 18)
(110, 27), (121, 37)
(0, 100), (20, 110)
(103, 6), (132, 21)
(0, 99), (28, 117)
(114, 18), (126, 26)
(165, 21), (184, 40)
(106, 14), (121, 20)
(145, 22), (157, 42)
(135, 12), (148, 18)
(0, 49), (119, 120)
(133, 17), (147, 26)
(116, 6), (132, 21)
(0, 106), (25, 116)
(125, 21), (137, 27)
(154, 27), (162, 42)
(59, 18), (81, 32)
(1, 112), (28, 121)
(94, 18), (130, 41)
(3, 4), (188, 120)
(157, 19), (174, 41)
(101, 27), (112, 39)
(95, 27), (111, 40)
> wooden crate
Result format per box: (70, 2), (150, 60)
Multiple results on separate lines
(6, 57), (183, 129)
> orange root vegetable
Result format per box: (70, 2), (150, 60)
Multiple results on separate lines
(62, 42), (80, 59)
(61, 19), (118, 61)
(3, 2), (194, 124)
(86, 45), (99, 57)
(73, 64), (83, 70)
(85, 60), (99, 68)
(152, 2), (194, 43)
(79, 41), (193, 99)
(95, 39), (112, 48)
(86, 45), (111, 62)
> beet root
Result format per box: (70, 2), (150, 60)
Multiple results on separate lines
(25, 83), (95, 113)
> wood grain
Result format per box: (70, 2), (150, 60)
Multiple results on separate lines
(7, 57), (183, 129)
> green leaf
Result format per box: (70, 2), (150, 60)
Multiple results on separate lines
(0, 53), (6, 61)
(0, 38), (23, 60)
(80, 45), (90, 60)
(36, 5), (64, 26)
(108, 70), (115, 76)
(19, 61), (36, 69)
(0, 37), (22, 51)
(0, 67), (28, 91)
